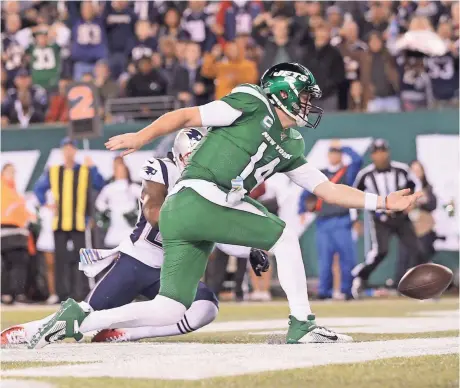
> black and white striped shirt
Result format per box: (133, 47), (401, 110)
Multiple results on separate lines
(353, 161), (422, 202)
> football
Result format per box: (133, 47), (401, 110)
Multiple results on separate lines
(398, 263), (453, 300)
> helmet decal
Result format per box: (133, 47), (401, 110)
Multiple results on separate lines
(272, 70), (308, 82)
(172, 128), (204, 171)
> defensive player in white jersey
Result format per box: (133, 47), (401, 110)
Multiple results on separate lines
(1, 129), (269, 346)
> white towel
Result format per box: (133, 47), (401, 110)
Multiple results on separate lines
(78, 248), (120, 278)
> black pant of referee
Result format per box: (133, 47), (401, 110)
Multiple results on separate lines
(352, 212), (424, 293)
(54, 230), (90, 302)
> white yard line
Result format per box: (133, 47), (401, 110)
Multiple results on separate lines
(79, 311), (460, 338)
(3, 337), (458, 380)
(198, 312), (459, 334)
(1, 381), (55, 388)
(1, 305), (59, 312)
(410, 309), (459, 317)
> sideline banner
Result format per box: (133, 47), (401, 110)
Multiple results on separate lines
(1, 151), (41, 193)
(416, 134), (459, 251)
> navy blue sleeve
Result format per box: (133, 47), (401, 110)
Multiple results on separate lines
(249, 3), (262, 19)
(101, 0), (111, 20)
(130, 8), (138, 26)
(1, 100), (11, 118)
(224, 9), (236, 41)
(34, 169), (51, 205)
(90, 166), (105, 191)
(342, 146), (363, 186)
(298, 189), (312, 214)
(202, 29), (217, 53)
(66, 1), (80, 25)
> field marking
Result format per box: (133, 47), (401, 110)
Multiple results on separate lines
(197, 310), (459, 334)
(0, 301), (288, 312)
(79, 309), (460, 338)
(1, 381), (55, 388)
(2, 337), (458, 380)
(411, 310), (459, 317)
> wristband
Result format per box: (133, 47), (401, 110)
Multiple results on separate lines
(364, 193), (378, 211)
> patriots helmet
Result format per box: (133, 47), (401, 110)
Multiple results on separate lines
(172, 128), (204, 171)
(260, 62), (323, 128)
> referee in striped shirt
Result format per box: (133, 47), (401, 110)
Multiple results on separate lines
(351, 139), (423, 299)
(34, 138), (105, 302)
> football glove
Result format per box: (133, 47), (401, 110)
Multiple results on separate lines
(249, 248), (270, 277)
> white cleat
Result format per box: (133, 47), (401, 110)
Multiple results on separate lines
(287, 315), (353, 344)
(299, 326), (354, 343)
(28, 298), (87, 349)
(1, 326), (28, 347)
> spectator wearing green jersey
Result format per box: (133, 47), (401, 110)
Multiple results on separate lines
(26, 26), (61, 92)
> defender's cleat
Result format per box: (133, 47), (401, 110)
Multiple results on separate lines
(286, 315), (353, 344)
(28, 298), (88, 349)
(1, 326), (27, 347)
(92, 329), (130, 343)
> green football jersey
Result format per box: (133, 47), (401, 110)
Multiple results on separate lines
(182, 84), (307, 192)
(27, 44), (61, 90)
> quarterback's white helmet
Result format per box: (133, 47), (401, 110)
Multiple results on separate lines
(172, 128), (204, 171)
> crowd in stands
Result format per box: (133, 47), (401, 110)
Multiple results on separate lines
(1, 0), (459, 127)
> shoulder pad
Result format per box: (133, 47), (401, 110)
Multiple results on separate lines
(232, 83), (264, 94)
(140, 158), (169, 187)
(290, 128), (303, 140)
(229, 84), (274, 118)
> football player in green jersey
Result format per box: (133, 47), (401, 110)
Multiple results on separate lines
(30, 63), (421, 347)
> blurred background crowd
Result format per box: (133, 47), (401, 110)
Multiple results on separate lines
(1, 1), (459, 305)
(1, 0), (459, 127)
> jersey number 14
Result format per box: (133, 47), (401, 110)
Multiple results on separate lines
(241, 142), (280, 186)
